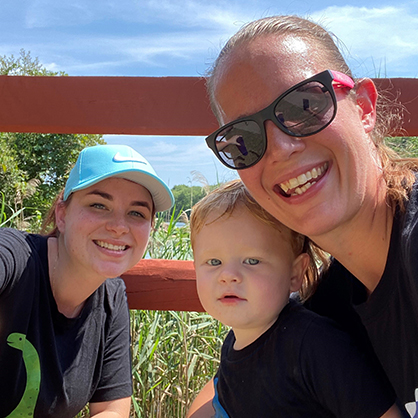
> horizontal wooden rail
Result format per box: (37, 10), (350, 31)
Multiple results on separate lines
(1, 76), (418, 136)
(1, 75), (418, 311)
(122, 259), (203, 312)
(0, 75), (219, 136)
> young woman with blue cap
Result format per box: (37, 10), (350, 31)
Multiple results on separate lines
(0, 144), (174, 417)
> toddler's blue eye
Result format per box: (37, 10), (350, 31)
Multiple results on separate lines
(207, 259), (221, 266)
(244, 258), (259, 265)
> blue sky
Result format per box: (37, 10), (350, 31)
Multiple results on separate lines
(2, 0), (418, 187)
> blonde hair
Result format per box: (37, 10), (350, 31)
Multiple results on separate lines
(190, 180), (329, 299)
(206, 15), (418, 210)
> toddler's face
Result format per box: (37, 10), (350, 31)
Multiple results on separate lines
(193, 206), (308, 349)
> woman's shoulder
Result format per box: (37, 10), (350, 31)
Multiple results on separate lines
(0, 229), (48, 294)
(0, 228), (47, 253)
(0, 227), (28, 244)
(0, 228), (46, 269)
(100, 277), (128, 311)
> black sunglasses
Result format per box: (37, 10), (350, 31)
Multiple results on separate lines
(205, 70), (354, 170)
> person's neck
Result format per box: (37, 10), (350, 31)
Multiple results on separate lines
(47, 237), (104, 318)
(313, 192), (394, 295)
(232, 319), (278, 351)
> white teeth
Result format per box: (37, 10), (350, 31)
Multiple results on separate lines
(295, 182), (312, 195)
(281, 184), (290, 193)
(96, 240), (127, 251)
(297, 173), (308, 184)
(289, 177), (299, 188)
(279, 163), (328, 196)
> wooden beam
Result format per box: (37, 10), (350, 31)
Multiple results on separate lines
(0, 75), (219, 136)
(373, 78), (418, 136)
(122, 259), (203, 312)
(1, 75), (418, 136)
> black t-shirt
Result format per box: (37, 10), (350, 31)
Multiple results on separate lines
(213, 299), (396, 418)
(0, 228), (132, 417)
(306, 178), (418, 410)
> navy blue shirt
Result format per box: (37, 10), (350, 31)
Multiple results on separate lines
(306, 177), (418, 410)
(214, 299), (396, 418)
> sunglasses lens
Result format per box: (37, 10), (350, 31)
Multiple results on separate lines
(274, 81), (335, 136)
(208, 75), (339, 170)
(214, 120), (265, 169)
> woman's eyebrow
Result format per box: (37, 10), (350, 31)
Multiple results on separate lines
(87, 190), (152, 211)
(131, 200), (152, 211)
(87, 190), (113, 200)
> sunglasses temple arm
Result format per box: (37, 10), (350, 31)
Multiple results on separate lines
(330, 70), (355, 89)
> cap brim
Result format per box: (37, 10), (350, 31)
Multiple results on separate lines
(70, 169), (174, 212)
(113, 171), (174, 212)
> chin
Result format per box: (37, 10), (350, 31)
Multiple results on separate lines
(96, 264), (129, 280)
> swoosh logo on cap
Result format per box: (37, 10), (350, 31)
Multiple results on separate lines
(113, 152), (146, 164)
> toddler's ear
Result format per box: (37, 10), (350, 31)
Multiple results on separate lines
(290, 253), (310, 292)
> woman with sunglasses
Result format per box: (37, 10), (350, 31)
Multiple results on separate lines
(0, 144), (174, 417)
(189, 14), (418, 417)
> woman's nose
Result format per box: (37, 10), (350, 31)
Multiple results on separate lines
(264, 120), (307, 163)
(106, 213), (129, 235)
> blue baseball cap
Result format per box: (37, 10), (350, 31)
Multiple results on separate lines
(64, 145), (174, 212)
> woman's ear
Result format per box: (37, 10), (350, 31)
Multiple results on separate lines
(355, 78), (378, 133)
(290, 253), (310, 293)
(55, 201), (67, 234)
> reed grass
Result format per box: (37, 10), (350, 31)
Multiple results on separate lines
(130, 309), (226, 417)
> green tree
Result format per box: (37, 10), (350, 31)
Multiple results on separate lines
(170, 184), (207, 219)
(0, 50), (104, 230)
(0, 49), (66, 76)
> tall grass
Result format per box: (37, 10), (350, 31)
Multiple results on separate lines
(0, 191), (25, 228)
(130, 310), (225, 417)
(146, 207), (193, 260)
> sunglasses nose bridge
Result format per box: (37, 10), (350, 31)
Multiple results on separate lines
(256, 99), (289, 137)
(263, 118), (307, 163)
(254, 105), (281, 142)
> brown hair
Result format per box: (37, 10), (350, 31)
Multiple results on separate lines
(206, 15), (418, 210)
(41, 190), (70, 237)
(190, 179), (329, 300)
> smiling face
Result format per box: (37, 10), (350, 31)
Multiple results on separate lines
(56, 177), (153, 281)
(212, 35), (382, 243)
(193, 206), (308, 349)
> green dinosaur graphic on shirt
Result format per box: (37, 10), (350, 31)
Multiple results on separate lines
(6, 333), (41, 417)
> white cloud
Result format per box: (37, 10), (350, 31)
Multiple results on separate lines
(24, 0), (95, 28)
(310, 4), (418, 76)
(12, 1), (418, 77)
